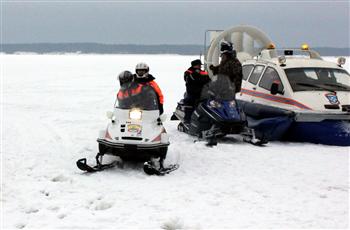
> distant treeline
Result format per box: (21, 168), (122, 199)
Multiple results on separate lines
(1, 43), (349, 56)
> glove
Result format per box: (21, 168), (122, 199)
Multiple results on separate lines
(210, 65), (219, 75)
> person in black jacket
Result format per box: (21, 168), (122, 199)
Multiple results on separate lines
(209, 41), (243, 93)
(183, 59), (210, 123)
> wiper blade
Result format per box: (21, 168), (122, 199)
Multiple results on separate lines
(323, 83), (350, 90)
(295, 83), (335, 92)
(296, 82), (320, 87)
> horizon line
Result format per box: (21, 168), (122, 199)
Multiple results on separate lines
(2, 43), (350, 49)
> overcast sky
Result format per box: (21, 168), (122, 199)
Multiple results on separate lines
(2, 0), (349, 47)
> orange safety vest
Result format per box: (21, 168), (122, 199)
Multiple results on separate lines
(117, 82), (163, 105)
(185, 69), (208, 75)
(117, 84), (143, 100)
(146, 81), (164, 105)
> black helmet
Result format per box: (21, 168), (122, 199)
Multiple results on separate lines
(191, 59), (202, 67)
(118, 70), (133, 85)
(220, 41), (234, 55)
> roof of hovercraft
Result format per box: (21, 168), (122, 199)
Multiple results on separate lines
(204, 25), (347, 73)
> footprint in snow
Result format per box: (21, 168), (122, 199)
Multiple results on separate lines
(57, 213), (66, 219)
(40, 189), (50, 197)
(86, 196), (113, 210)
(25, 207), (39, 214)
(161, 218), (184, 230)
(47, 206), (60, 211)
(15, 223), (26, 229)
(51, 175), (69, 182)
(93, 201), (114, 210)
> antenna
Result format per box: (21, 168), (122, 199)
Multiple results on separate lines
(203, 29), (224, 70)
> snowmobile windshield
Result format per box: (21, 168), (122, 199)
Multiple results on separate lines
(117, 83), (159, 110)
(201, 74), (236, 101)
(285, 68), (350, 92)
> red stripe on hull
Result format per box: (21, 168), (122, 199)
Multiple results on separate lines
(241, 88), (312, 110)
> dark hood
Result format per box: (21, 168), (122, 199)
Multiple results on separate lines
(133, 74), (155, 83)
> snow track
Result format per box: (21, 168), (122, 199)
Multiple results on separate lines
(2, 55), (349, 229)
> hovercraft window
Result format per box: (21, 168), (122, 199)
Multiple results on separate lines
(242, 65), (254, 80)
(259, 67), (284, 93)
(248, 65), (265, 85)
(285, 68), (350, 92)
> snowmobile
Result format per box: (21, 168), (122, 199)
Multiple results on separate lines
(77, 84), (179, 175)
(171, 74), (268, 146)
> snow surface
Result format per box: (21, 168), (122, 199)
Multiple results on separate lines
(1, 54), (349, 229)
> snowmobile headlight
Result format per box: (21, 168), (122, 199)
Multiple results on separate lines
(209, 100), (222, 108)
(229, 100), (236, 108)
(129, 109), (142, 120)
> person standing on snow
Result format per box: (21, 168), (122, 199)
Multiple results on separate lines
(209, 41), (243, 93)
(183, 59), (210, 123)
(133, 62), (164, 115)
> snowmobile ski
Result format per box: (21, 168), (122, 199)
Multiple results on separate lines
(143, 162), (179, 176)
(76, 157), (119, 173)
(77, 154), (179, 175)
(241, 128), (268, 146)
(170, 113), (179, 120)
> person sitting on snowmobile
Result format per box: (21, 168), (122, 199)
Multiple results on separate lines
(209, 41), (243, 93)
(76, 70), (178, 175)
(183, 59), (210, 123)
(117, 70), (159, 110)
(118, 70), (134, 86)
(117, 70), (135, 108)
(133, 62), (164, 115)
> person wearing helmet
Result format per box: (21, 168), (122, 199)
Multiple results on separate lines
(118, 70), (134, 86)
(183, 59), (210, 123)
(117, 70), (135, 106)
(117, 70), (158, 110)
(133, 62), (164, 115)
(209, 41), (243, 93)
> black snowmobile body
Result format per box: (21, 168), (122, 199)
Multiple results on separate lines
(173, 99), (246, 137)
(97, 140), (168, 162)
(171, 74), (267, 146)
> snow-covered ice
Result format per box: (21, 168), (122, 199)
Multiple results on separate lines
(1, 54), (349, 229)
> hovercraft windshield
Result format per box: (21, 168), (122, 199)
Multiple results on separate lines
(285, 68), (350, 92)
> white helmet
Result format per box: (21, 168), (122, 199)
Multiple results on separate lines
(135, 62), (149, 78)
